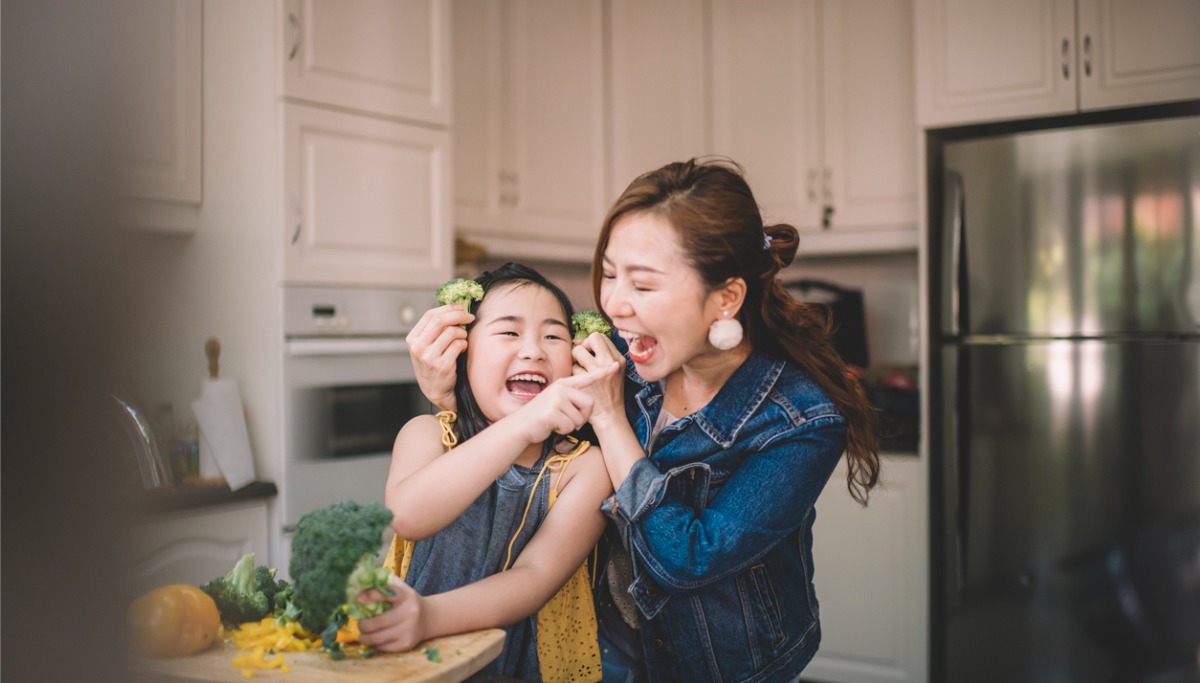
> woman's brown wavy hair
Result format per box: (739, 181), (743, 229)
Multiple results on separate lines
(591, 157), (880, 505)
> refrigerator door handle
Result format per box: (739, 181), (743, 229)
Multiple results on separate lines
(942, 170), (968, 336)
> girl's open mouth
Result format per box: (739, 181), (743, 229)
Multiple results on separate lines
(506, 373), (547, 398)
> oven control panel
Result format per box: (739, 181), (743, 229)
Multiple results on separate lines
(284, 286), (435, 338)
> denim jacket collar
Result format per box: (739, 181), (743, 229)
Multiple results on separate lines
(632, 350), (785, 449)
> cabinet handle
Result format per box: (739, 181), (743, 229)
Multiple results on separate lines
(290, 197), (302, 244)
(1061, 38), (1070, 79)
(1083, 34), (1092, 77)
(822, 167), (832, 202)
(822, 205), (835, 230)
(807, 168), (818, 201)
(288, 12), (300, 61)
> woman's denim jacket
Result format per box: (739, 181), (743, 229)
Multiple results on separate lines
(601, 350), (846, 683)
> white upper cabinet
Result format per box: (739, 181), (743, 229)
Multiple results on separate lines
(453, 0), (607, 262)
(278, 0), (453, 289)
(712, 0), (824, 232)
(1075, 0), (1200, 112)
(111, 0), (203, 231)
(608, 0), (709, 199)
(280, 0), (450, 126)
(282, 103), (451, 288)
(917, 0), (1200, 127)
(712, 0), (918, 250)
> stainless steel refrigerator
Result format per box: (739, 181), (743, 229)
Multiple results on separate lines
(932, 113), (1200, 683)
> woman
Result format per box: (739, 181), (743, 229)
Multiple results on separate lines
(406, 158), (880, 682)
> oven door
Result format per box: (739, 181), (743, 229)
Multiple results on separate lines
(282, 337), (432, 529)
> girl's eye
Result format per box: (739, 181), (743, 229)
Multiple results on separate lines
(601, 271), (615, 280)
(545, 333), (567, 342)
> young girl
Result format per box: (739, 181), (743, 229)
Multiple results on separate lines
(356, 262), (619, 682)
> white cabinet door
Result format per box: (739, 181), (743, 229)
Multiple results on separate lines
(283, 102), (452, 288)
(128, 501), (270, 597)
(807, 455), (927, 683)
(916, 0), (1077, 127)
(822, 0), (918, 233)
(280, 0), (450, 126)
(608, 0), (709, 202)
(1076, 0), (1200, 111)
(712, 0), (824, 231)
(453, 0), (607, 261)
(111, 0), (203, 227)
(713, 0), (917, 248)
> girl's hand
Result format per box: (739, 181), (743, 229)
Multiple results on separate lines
(406, 304), (473, 411)
(517, 361), (620, 444)
(572, 333), (626, 430)
(356, 576), (427, 653)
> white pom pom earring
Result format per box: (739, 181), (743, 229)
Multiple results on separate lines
(707, 310), (743, 350)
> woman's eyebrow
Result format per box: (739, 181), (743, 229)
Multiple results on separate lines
(602, 255), (665, 275)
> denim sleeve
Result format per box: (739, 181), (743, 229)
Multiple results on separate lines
(602, 414), (846, 593)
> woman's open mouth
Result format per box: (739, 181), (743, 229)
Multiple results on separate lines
(619, 330), (658, 364)
(506, 373), (547, 398)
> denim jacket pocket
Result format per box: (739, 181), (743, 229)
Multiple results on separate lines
(748, 563), (787, 649)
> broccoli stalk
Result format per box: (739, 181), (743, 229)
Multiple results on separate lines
(288, 500), (395, 637)
(435, 278), (484, 312)
(199, 553), (277, 626)
(571, 309), (612, 341)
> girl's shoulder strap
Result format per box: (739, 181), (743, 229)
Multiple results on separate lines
(436, 410), (459, 450)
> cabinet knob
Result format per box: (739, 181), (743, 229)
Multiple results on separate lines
(822, 205), (835, 230)
(1083, 35), (1092, 77)
(1061, 37), (1071, 80)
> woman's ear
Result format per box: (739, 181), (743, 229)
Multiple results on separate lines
(710, 277), (747, 317)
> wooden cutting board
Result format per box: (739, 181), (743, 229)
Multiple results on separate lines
(136, 628), (505, 683)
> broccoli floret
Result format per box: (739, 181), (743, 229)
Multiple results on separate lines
(345, 554), (395, 620)
(435, 278), (484, 311)
(571, 309), (612, 341)
(271, 580), (300, 625)
(288, 500), (395, 636)
(199, 553), (272, 626)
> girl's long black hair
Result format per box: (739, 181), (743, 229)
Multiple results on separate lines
(451, 262), (579, 446)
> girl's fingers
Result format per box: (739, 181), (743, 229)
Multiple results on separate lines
(561, 361), (620, 389)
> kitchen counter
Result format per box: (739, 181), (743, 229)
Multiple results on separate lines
(133, 480), (277, 516)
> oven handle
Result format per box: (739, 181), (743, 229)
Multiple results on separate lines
(286, 338), (410, 357)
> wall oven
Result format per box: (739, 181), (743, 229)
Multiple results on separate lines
(281, 286), (435, 535)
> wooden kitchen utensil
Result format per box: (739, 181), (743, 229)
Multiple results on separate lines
(136, 628), (506, 683)
(205, 337), (221, 379)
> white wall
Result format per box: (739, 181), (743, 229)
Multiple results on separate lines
(113, 1), (283, 489)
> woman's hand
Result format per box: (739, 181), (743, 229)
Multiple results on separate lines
(572, 333), (627, 431)
(405, 304), (473, 412)
(355, 576), (428, 653)
(516, 361), (620, 445)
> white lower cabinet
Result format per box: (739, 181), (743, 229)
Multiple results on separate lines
(127, 500), (270, 597)
(805, 454), (927, 683)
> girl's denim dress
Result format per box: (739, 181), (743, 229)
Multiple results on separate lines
(404, 451), (552, 679)
(598, 350), (847, 683)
